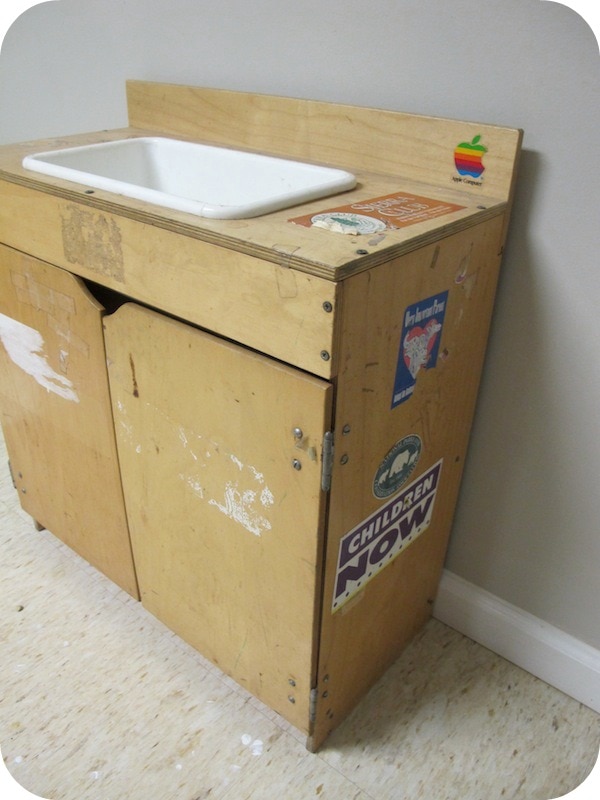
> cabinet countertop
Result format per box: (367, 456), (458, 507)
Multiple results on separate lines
(0, 127), (506, 281)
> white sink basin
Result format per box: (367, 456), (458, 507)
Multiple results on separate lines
(22, 136), (356, 219)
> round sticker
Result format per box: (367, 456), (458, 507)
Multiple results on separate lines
(373, 435), (422, 498)
(311, 212), (386, 235)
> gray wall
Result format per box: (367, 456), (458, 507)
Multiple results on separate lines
(1, 1), (599, 648)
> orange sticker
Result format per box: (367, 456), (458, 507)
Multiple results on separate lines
(290, 191), (465, 233)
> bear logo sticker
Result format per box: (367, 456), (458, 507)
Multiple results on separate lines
(373, 435), (422, 499)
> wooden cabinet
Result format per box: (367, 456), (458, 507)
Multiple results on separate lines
(0, 81), (521, 749)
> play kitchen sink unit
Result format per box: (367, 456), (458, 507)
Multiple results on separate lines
(0, 81), (521, 750)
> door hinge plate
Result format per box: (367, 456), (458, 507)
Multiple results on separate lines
(309, 687), (318, 723)
(321, 431), (334, 492)
(7, 459), (16, 490)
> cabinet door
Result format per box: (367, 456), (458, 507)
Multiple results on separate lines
(104, 303), (332, 732)
(0, 245), (138, 597)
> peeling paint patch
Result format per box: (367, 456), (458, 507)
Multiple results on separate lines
(11, 269), (76, 316)
(118, 419), (133, 439)
(129, 411), (277, 537)
(0, 313), (79, 402)
(248, 465), (264, 482)
(230, 454), (244, 471)
(61, 204), (125, 282)
(59, 349), (69, 372)
(180, 474), (204, 498)
(260, 487), (275, 507)
(202, 446), (275, 536)
(240, 734), (264, 756)
(209, 482), (273, 537)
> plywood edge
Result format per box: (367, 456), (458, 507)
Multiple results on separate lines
(0, 167), (507, 284)
(499, 127), (524, 247)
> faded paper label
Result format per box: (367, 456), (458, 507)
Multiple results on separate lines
(290, 191), (465, 233)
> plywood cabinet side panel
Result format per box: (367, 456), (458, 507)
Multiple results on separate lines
(310, 215), (506, 748)
(104, 303), (333, 731)
(0, 245), (139, 597)
(127, 81), (522, 202)
(0, 180), (336, 378)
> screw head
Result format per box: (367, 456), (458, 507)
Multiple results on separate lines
(322, 301), (333, 313)
(320, 350), (331, 361)
(292, 459), (302, 471)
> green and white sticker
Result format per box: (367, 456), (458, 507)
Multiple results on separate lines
(373, 435), (422, 499)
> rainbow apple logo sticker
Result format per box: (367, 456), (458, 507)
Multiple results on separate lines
(454, 135), (487, 179)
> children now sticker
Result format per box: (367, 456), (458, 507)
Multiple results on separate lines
(332, 459), (443, 612)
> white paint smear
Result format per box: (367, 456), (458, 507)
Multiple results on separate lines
(249, 465), (264, 482)
(176, 423), (275, 537)
(260, 487), (275, 507)
(230, 454), (244, 471)
(251, 740), (264, 756)
(240, 735), (264, 756)
(209, 482), (273, 537)
(0, 312), (79, 402)
(180, 474), (204, 499)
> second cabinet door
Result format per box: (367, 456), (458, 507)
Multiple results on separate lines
(104, 302), (332, 732)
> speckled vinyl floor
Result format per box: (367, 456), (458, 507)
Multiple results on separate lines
(1, 430), (599, 800)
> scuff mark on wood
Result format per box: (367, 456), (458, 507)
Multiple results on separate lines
(129, 353), (139, 397)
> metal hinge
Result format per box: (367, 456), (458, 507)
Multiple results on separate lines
(321, 431), (334, 492)
(7, 459), (16, 490)
(309, 687), (319, 723)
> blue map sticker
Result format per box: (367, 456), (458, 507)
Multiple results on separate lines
(391, 291), (448, 408)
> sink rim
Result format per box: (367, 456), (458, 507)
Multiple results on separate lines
(21, 136), (357, 220)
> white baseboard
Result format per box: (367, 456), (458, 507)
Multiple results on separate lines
(433, 569), (600, 713)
